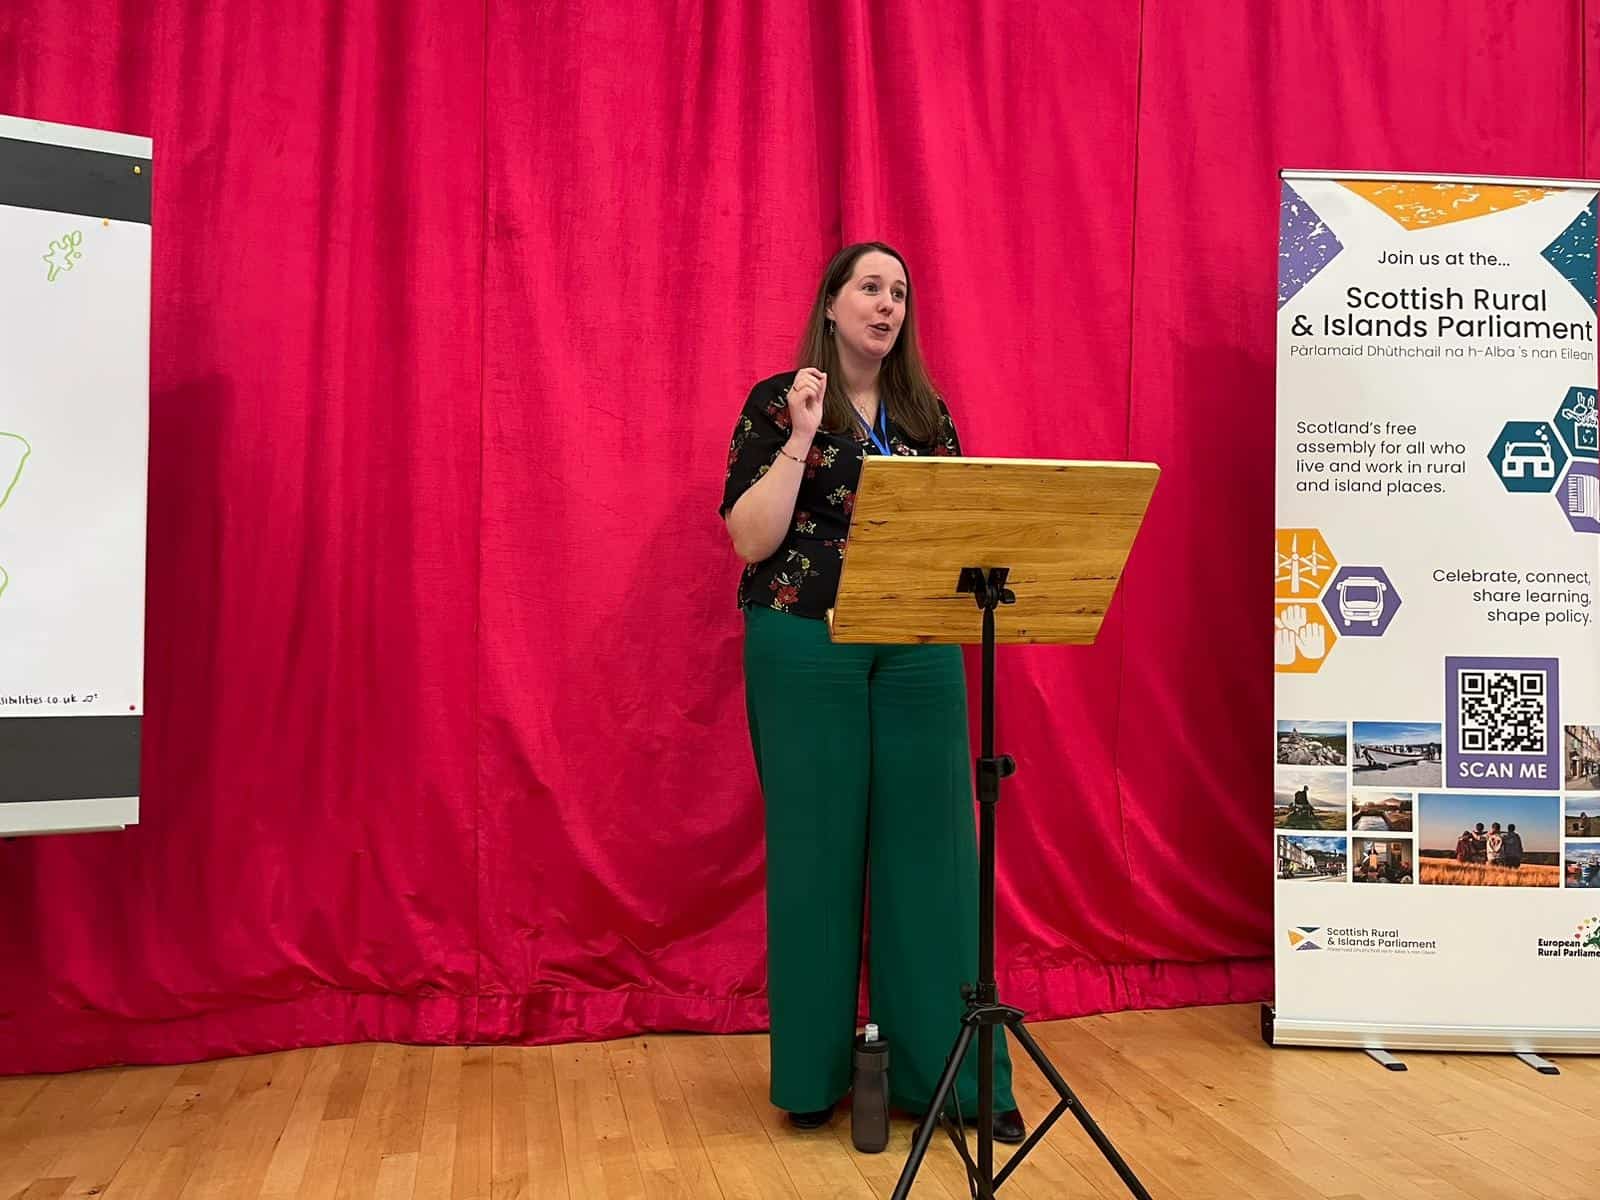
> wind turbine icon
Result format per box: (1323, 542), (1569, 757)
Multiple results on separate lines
(1275, 530), (1332, 595)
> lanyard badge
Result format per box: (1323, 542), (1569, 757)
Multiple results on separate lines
(853, 403), (891, 456)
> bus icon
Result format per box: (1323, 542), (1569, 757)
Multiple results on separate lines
(1336, 575), (1387, 627)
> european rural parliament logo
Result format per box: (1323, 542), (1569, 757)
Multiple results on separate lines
(1286, 926), (1324, 951)
(1536, 917), (1600, 958)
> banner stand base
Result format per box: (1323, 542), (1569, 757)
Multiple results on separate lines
(1263, 1006), (1600, 1055)
(1515, 1052), (1561, 1075)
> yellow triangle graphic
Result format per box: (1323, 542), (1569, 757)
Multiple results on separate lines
(1287, 931), (1306, 947)
(1341, 181), (1559, 230)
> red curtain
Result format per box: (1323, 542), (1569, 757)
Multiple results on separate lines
(0, 1), (1590, 1074)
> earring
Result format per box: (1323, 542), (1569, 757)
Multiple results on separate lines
(825, 318), (835, 336)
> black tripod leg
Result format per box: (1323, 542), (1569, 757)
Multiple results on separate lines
(891, 1022), (977, 1200)
(977, 1022), (994, 1197)
(1001, 1020), (1154, 1200)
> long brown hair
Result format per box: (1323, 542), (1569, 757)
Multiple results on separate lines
(796, 242), (944, 443)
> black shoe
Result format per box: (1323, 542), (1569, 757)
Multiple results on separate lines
(910, 1105), (1027, 1144)
(993, 1107), (1026, 1145)
(787, 1104), (834, 1129)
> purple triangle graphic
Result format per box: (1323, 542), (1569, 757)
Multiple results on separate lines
(1279, 182), (1344, 309)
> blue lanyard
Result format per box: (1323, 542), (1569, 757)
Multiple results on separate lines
(853, 403), (891, 456)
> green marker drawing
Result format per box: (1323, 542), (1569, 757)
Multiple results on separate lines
(0, 432), (30, 603)
(43, 230), (84, 282)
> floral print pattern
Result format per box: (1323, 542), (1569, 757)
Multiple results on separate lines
(718, 370), (963, 619)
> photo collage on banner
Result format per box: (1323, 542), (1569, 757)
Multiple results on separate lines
(1273, 171), (1600, 1047)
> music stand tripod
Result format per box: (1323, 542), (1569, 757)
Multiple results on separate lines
(825, 455), (1161, 1200)
(889, 567), (1152, 1199)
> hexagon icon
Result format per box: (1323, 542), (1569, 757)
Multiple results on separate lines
(1553, 386), (1598, 461)
(1489, 421), (1566, 493)
(1275, 528), (1338, 600)
(1322, 566), (1401, 636)
(1275, 601), (1338, 673)
(1557, 461), (1600, 533)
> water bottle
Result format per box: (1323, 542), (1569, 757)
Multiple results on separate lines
(851, 1023), (890, 1153)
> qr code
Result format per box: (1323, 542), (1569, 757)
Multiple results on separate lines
(1458, 669), (1547, 754)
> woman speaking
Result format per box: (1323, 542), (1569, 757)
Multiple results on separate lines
(719, 242), (1023, 1142)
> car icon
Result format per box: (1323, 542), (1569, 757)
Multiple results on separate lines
(1336, 575), (1387, 627)
(1501, 440), (1555, 479)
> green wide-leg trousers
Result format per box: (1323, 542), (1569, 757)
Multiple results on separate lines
(743, 604), (1015, 1114)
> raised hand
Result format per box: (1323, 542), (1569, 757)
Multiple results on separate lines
(786, 367), (826, 443)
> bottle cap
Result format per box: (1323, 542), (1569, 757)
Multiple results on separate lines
(864, 1023), (879, 1042)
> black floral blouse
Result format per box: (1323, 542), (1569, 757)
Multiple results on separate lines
(718, 370), (962, 619)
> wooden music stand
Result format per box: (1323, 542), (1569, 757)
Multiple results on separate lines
(829, 455), (1160, 1200)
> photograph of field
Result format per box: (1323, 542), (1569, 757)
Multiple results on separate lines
(1417, 792), (1560, 888)
(1417, 858), (1560, 886)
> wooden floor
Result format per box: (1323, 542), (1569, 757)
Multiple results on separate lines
(3, 1001), (1599, 1199)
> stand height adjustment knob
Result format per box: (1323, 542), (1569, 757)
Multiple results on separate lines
(977, 755), (1017, 784)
